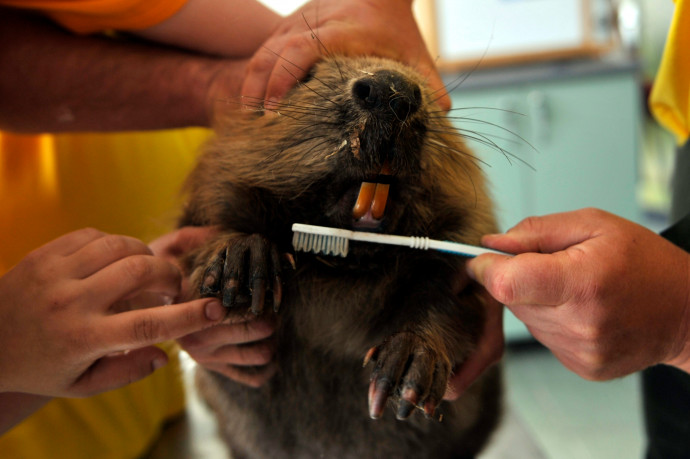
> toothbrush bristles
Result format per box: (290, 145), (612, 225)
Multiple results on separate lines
(292, 231), (349, 257)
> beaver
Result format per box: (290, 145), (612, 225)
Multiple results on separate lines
(179, 55), (502, 459)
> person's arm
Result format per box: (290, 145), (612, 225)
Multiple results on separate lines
(134, 0), (281, 59)
(466, 208), (690, 380)
(0, 8), (244, 133)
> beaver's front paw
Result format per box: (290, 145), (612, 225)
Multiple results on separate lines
(199, 234), (283, 315)
(365, 331), (451, 421)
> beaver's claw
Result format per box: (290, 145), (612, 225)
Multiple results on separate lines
(199, 234), (284, 315)
(365, 331), (451, 421)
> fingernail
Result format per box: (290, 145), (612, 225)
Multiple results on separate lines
(205, 300), (224, 321)
(152, 356), (168, 371)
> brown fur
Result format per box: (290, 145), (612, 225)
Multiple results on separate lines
(180, 56), (502, 458)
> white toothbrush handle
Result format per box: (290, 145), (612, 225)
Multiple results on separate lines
(426, 239), (506, 257)
(347, 230), (506, 258)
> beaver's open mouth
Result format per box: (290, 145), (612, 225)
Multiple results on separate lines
(351, 161), (392, 231)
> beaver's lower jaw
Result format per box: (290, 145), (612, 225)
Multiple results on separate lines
(352, 209), (384, 231)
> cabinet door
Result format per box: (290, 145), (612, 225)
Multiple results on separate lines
(449, 70), (642, 341)
(450, 71), (642, 232)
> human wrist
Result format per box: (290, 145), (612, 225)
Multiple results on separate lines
(202, 59), (248, 127)
(664, 255), (690, 374)
(666, 337), (690, 374)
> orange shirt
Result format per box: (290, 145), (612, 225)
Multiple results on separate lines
(0, 0), (187, 32)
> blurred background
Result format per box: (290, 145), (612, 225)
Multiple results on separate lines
(151, 1), (670, 458)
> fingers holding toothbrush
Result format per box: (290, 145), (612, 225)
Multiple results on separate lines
(466, 208), (690, 380)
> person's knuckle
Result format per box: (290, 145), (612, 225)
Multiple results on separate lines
(178, 332), (203, 351)
(285, 33), (315, 52)
(101, 234), (134, 256)
(517, 215), (543, 233)
(133, 315), (165, 342)
(44, 282), (80, 313)
(580, 207), (607, 221)
(122, 255), (155, 282)
(486, 270), (517, 305)
(247, 50), (276, 75)
(22, 249), (46, 275)
(575, 322), (605, 344)
(79, 227), (106, 240)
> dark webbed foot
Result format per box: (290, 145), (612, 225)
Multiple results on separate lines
(199, 234), (284, 315)
(365, 331), (451, 421)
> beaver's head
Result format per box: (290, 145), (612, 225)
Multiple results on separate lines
(195, 56), (491, 253)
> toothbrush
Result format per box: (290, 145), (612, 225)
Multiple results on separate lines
(291, 223), (509, 258)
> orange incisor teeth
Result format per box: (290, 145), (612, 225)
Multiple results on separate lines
(352, 161), (392, 220)
(371, 183), (389, 220)
(352, 182), (376, 220)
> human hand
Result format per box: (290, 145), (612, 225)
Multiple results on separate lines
(149, 225), (220, 301)
(150, 226), (278, 387)
(444, 292), (504, 400)
(241, 0), (450, 112)
(0, 228), (225, 397)
(178, 315), (277, 388)
(467, 208), (690, 380)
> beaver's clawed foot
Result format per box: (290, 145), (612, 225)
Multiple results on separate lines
(365, 331), (451, 421)
(199, 234), (286, 315)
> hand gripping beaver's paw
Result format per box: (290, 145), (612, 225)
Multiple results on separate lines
(199, 234), (284, 315)
(365, 331), (451, 421)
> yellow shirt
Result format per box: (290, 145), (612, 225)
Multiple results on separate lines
(0, 129), (209, 273)
(0, 0), (187, 33)
(650, 0), (690, 144)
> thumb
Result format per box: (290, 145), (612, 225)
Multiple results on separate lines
(481, 209), (605, 255)
(71, 347), (169, 397)
(467, 251), (574, 307)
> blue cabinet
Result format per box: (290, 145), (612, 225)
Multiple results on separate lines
(447, 60), (643, 340)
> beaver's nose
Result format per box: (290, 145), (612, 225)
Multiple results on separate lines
(352, 70), (422, 120)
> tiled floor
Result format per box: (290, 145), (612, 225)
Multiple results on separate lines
(147, 344), (645, 458)
(497, 344), (644, 459)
